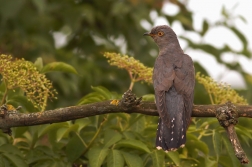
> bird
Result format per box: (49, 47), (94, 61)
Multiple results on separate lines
(144, 25), (195, 152)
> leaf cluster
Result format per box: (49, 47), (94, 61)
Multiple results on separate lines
(196, 72), (247, 105)
(104, 52), (153, 89)
(0, 54), (57, 111)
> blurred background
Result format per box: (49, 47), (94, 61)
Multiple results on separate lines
(0, 0), (251, 108)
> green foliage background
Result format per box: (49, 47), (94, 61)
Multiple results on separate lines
(0, 0), (252, 167)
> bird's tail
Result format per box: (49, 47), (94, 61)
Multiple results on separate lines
(156, 117), (186, 151)
(155, 89), (188, 151)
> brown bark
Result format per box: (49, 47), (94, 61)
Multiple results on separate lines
(0, 101), (251, 129)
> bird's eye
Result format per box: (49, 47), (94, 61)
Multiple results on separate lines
(157, 31), (164, 36)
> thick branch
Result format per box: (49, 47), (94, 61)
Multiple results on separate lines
(216, 102), (249, 164)
(0, 101), (251, 130)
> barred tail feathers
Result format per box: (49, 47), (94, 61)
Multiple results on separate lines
(155, 87), (187, 151)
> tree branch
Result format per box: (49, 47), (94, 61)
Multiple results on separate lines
(0, 101), (251, 129)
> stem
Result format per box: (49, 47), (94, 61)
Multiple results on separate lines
(208, 90), (214, 105)
(129, 81), (135, 90)
(1, 80), (8, 105)
(82, 116), (108, 155)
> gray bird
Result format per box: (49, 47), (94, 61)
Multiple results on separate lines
(144, 25), (195, 151)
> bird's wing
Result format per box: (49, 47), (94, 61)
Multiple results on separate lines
(173, 54), (195, 128)
(153, 56), (175, 125)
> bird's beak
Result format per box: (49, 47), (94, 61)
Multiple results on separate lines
(143, 32), (151, 36)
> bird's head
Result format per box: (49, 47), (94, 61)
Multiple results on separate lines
(144, 25), (178, 49)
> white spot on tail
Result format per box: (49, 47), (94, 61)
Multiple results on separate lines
(172, 124), (174, 128)
(182, 135), (184, 139)
(180, 144), (185, 148)
(156, 146), (162, 150)
(171, 131), (174, 134)
(182, 128), (184, 131)
(159, 137), (161, 141)
(171, 138), (173, 141)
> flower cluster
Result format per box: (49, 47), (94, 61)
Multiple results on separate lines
(0, 54), (57, 110)
(196, 72), (247, 105)
(103, 52), (153, 89)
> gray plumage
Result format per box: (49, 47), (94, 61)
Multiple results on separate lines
(144, 25), (195, 151)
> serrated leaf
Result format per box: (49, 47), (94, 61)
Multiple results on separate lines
(0, 144), (23, 157)
(204, 156), (217, 167)
(131, 116), (145, 133)
(104, 130), (122, 148)
(116, 139), (150, 153)
(107, 150), (124, 167)
(66, 132), (86, 163)
(187, 134), (209, 155)
(37, 122), (69, 138)
(34, 57), (43, 71)
(56, 124), (79, 141)
(166, 151), (180, 166)
(41, 62), (78, 74)
(77, 93), (105, 105)
(2, 152), (28, 167)
(222, 137), (240, 167)
(74, 118), (91, 131)
(152, 150), (164, 167)
(91, 86), (112, 100)
(121, 151), (143, 167)
(235, 125), (252, 139)
(88, 147), (109, 167)
(212, 130), (221, 161)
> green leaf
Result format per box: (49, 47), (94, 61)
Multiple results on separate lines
(41, 62), (78, 74)
(116, 139), (150, 153)
(37, 122), (69, 138)
(74, 118), (91, 132)
(7, 95), (35, 112)
(121, 151), (143, 167)
(219, 155), (235, 167)
(186, 134), (209, 155)
(238, 15), (247, 24)
(151, 150), (164, 167)
(222, 137), (240, 167)
(104, 130), (122, 148)
(166, 151), (180, 166)
(56, 124), (79, 141)
(204, 157), (217, 167)
(130, 116), (145, 133)
(142, 94), (155, 101)
(88, 147), (109, 167)
(0, 144), (23, 157)
(107, 150), (124, 167)
(77, 92), (105, 105)
(66, 132), (86, 163)
(212, 130), (221, 161)
(201, 20), (209, 36)
(2, 152), (28, 167)
(91, 86), (113, 100)
(229, 26), (248, 48)
(34, 57), (43, 71)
